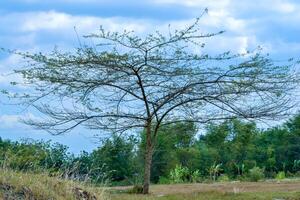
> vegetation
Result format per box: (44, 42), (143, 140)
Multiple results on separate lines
(247, 167), (264, 182)
(6, 14), (299, 193)
(0, 168), (107, 200)
(276, 171), (286, 180)
(3, 168), (300, 200)
(2, 114), (300, 188)
(111, 191), (300, 200)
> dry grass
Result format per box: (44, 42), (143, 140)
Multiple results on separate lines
(112, 180), (300, 194)
(110, 180), (300, 200)
(110, 191), (300, 200)
(0, 168), (108, 200)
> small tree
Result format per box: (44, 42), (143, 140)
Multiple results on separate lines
(209, 162), (222, 181)
(5, 15), (299, 193)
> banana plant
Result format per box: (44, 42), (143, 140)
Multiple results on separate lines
(209, 162), (222, 181)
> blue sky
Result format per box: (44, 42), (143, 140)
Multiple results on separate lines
(0, 0), (300, 153)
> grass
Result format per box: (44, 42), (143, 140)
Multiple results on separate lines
(1, 169), (300, 200)
(0, 168), (107, 200)
(110, 191), (300, 200)
(110, 181), (300, 200)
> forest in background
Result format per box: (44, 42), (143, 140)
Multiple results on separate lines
(1, 113), (300, 186)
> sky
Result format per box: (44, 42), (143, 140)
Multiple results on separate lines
(0, 0), (299, 154)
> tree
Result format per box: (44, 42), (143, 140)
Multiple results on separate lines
(91, 135), (137, 182)
(6, 15), (299, 193)
(139, 122), (197, 183)
(286, 112), (300, 135)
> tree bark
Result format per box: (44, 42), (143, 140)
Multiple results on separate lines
(143, 123), (153, 194)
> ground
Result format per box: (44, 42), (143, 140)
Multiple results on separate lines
(2, 169), (300, 200)
(110, 181), (300, 200)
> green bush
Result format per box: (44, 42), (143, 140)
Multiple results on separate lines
(158, 176), (171, 184)
(218, 174), (230, 182)
(191, 170), (201, 183)
(247, 167), (264, 182)
(276, 171), (285, 180)
(169, 165), (189, 183)
(236, 175), (246, 181)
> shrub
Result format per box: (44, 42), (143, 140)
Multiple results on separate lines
(294, 171), (300, 177)
(169, 165), (189, 183)
(286, 171), (294, 178)
(237, 175), (246, 181)
(191, 170), (201, 183)
(265, 171), (276, 179)
(276, 171), (285, 180)
(158, 176), (170, 184)
(218, 174), (230, 182)
(247, 167), (264, 182)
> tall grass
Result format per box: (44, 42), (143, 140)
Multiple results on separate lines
(0, 168), (108, 200)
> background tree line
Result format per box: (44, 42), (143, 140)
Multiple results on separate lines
(1, 113), (300, 185)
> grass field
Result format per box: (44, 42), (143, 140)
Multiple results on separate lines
(1, 169), (300, 200)
(110, 192), (300, 200)
(110, 181), (300, 200)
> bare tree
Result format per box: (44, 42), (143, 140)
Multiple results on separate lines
(7, 16), (299, 193)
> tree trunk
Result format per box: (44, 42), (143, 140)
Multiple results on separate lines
(143, 123), (153, 194)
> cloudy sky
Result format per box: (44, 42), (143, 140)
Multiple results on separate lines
(0, 0), (299, 153)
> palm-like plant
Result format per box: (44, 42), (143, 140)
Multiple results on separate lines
(209, 162), (222, 181)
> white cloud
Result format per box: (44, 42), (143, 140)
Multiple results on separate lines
(201, 10), (246, 34)
(10, 11), (147, 34)
(0, 73), (24, 87)
(254, 0), (296, 14)
(275, 1), (296, 13)
(154, 0), (298, 14)
(264, 40), (300, 56)
(0, 112), (43, 129)
(0, 54), (26, 86)
(0, 10), (254, 53)
(2, 1), (299, 66)
(153, 0), (231, 9)
(13, 0), (101, 2)
(0, 115), (20, 128)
